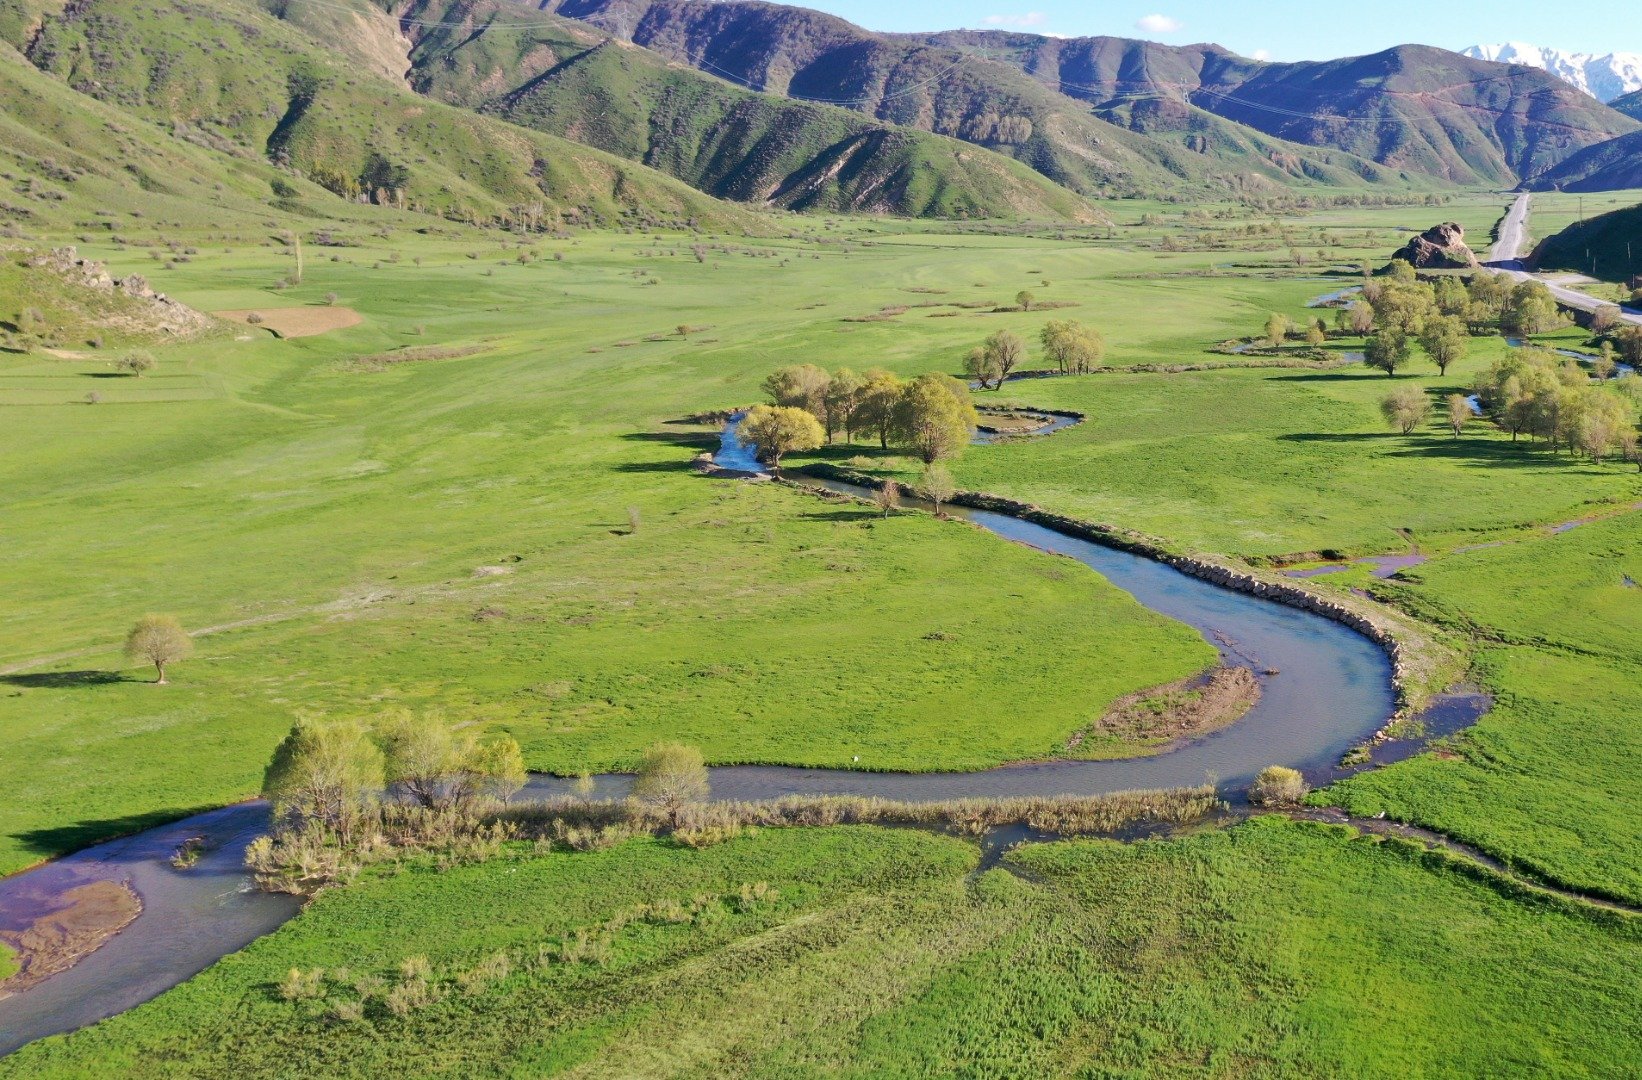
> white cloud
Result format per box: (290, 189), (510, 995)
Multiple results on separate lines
(1250, 48), (1272, 61)
(1135, 13), (1183, 34)
(980, 12), (1048, 27)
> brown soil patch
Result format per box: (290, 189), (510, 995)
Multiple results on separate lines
(977, 412), (1054, 435)
(1078, 667), (1262, 746)
(0, 880), (142, 992)
(212, 306), (362, 338)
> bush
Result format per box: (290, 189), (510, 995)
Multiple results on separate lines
(277, 967), (326, 1001)
(1248, 766), (1308, 806)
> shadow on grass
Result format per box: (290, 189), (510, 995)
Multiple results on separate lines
(0, 670), (132, 689)
(621, 430), (716, 448)
(13, 808), (209, 859)
(1279, 432), (1567, 468)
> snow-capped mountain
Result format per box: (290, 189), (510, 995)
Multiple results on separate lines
(1463, 43), (1642, 102)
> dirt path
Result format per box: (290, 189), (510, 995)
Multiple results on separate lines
(211, 307), (363, 338)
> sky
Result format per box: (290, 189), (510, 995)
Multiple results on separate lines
(789, 0), (1637, 63)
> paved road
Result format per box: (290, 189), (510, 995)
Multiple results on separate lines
(1485, 193), (1642, 327)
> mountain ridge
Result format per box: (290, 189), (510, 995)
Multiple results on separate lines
(1462, 43), (1642, 103)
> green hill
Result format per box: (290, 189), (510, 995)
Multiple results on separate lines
(540, 0), (1418, 198)
(387, 0), (1101, 220)
(1535, 201), (1642, 282)
(2, 0), (760, 232)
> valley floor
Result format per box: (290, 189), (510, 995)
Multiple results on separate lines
(2, 190), (1640, 1074)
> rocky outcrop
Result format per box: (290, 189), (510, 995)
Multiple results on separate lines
(22, 247), (216, 337)
(1389, 223), (1478, 270)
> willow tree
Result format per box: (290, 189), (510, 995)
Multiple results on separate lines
(1381, 385), (1430, 434)
(632, 742), (709, 827)
(376, 710), (526, 811)
(1040, 320), (1104, 374)
(1417, 315), (1470, 376)
(262, 719), (385, 838)
(856, 368), (905, 449)
(896, 373), (977, 464)
(124, 614), (192, 684)
(738, 404), (823, 473)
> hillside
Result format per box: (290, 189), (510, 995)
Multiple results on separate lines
(536, 0), (1416, 198)
(1534, 201), (1642, 281)
(1527, 128), (1642, 193)
(1611, 89), (1642, 119)
(390, 0), (1102, 219)
(915, 32), (1638, 188)
(2, 0), (760, 232)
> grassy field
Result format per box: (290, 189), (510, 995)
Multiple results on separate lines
(6, 821), (1638, 1077)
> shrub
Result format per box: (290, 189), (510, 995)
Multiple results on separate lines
(1248, 766), (1308, 806)
(115, 351), (155, 377)
(277, 967), (326, 1002)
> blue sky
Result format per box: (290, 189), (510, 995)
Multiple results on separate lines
(794, 1), (1636, 62)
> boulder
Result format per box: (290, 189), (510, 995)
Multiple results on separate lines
(1389, 222), (1478, 270)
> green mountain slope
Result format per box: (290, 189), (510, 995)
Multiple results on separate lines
(386, 0), (1101, 219)
(537, 0), (1416, 197)
(1, 0), (759, 232)
(913, 32), (1637, 188)
(1534, 201), (1642, 281)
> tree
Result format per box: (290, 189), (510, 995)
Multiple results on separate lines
(1248, 765), (1308, 806)
(920, 463), (956, 516)
(376, 710), (526, 811)
(1575, 394), (1632, 463)
(1346, 299), (1375, 336)
(1503, 281), (1563, 337)
(116, 351), (155, 377)
(1417, 315), (1469, 376)
(895, 373), (977, 464)
(762, 364), (830, 419)
(873, 478), (900, 518)
(1015, 290), (1035, 312)
(1381, 385), (1430, 435)
(1264, 312), (1290, 349)
(738, 404), (823, 473)
(631, 741), (708, 827)
(1304, 323), (1327, 348)
(1040, 320), (1104, 374)
(1620, 430), (1642, 472)
(824, 368), (865, 443)
(1446, 394), (1471, 438)
(1595, 342), (1618, 381)
(262, 719), (385, 837)
(1365, 328), (1412, 376)
(124, 614), (192, 684)
(1433, 276), (1470, 317)
(971, 330), (1025, 390)
(1617, 325), (1642, 366)
(964, 346), (1002, 390)
(856, 369), (904, 449)
(1590, 304), (1623, 336)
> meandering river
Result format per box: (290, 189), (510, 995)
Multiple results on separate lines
(0, 415), (1484, 1055)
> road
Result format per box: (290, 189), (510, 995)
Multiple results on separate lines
(1485, 192), (1642, 327)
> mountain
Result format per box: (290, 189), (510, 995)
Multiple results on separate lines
(2, 0), (761, 232)
(1462, 43), (1642, 103)
(534, 0), (1416, 197)
(912, 31), (1638, 187)
(1612, 89), (1642, 119)
(385, 0), (1102, 220)
(1534, 201), (1642, 282)
(1526, 128), (1642, 193)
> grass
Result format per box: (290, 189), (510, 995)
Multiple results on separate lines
(1329, 509), (1642, 903)
(0, 941), (17, 983)
(5, 820), (1638, 1077)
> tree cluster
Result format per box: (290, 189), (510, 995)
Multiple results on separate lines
(744, 364), (978, 470)
(1470, 349), (1641, 464)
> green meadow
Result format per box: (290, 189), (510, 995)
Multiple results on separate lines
(5, 822), (1638, 1077)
